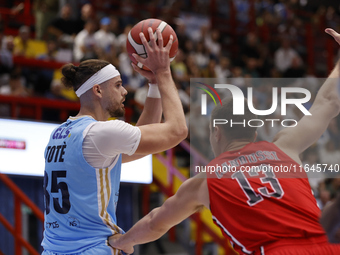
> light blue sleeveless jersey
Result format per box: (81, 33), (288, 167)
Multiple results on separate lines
(42, 117), (123, 253)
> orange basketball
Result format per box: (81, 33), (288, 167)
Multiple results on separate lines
(126, 18), (178, 70)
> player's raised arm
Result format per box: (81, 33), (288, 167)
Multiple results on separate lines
(131, 27), (188, 155)
(273, 28), (340, 158)
(133, 67), (162, 127)
(121, 64), (162, 163)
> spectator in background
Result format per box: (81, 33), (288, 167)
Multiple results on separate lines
(3, 34), (14, 53)
(34, 40), (59, 95)
(230, 66), (246, 88)
(302, 148), (325, 192)
(215, 56), (232, 83)
(257, 44), (273, 77)
(233, 0), (250, 28)
(318, 140), (340, 177)
(186, 54), (201, 78)
(0, 14), (4, 32)
(77, 3), (96, 30)
(171, 49), (189, 87)
(204, 28), (221, 58)
(255, 0), (275, 15)
(240, 32), (260, 66)
(134, 82), (148, 107)
(47, 4), (81, 44)
(73, 20), (98, 62)
(59, 0), (79, 20)
(175, 81), (190, 113)
(325, 6), (339, 30)
(121, 69), (145, 95)
(0, 68), (30, 96)
(97, 43), (120, 69)
(283, 56), (305, 78)
(202, 59), (217, 78)
(94, 17), (116, 53)
(285, 18), (306, 57)
(274, 0), (289, 21)
(321, 177), (340, 244)
(327, 118), (340, 149)
(120, 0), (137, 27)
(183, 39), (195, 55)
(116, 25), (133, 52)
(48, 78), (78, 102)
(317, 117), (340, 149)
(243, 57), (260, 78)
(1, 36), (15, 84)
(193, 41), (209, 68)
(13, 26), (36, 58)
(109, 16), (120, 37)
(118, 45), (133, 79)
(187, 104), (210, 156)
(274, 38), (299, 73)
(0, 68), (27, 117)
(0, 28), (13, 76)
(312, 6), (327, 31)
(316, 180), (332, 210)
(175, 21), (189, 51)
(37, 40), (58, 61)
(33, 0), (59, 40)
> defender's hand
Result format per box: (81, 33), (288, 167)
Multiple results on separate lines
(325, 28), (340, 45)
(109, 234), (134, 255)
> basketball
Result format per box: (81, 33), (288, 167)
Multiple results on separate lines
(126, 18), (178, 70)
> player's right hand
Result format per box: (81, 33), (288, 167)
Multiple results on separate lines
(132, 27), (173, 75)
(131, 62), (157, 84)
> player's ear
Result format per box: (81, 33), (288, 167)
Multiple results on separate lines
(214, 125), (222, 142)
(92, 84), (102, 98)
(253, 131), (258, 142)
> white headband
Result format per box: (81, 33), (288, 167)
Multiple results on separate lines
(75, 64), (120, 97)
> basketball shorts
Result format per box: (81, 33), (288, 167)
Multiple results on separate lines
(42, 242), (121, 255)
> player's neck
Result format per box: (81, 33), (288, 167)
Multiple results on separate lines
(77, 106), (108, 121)
(220, 140), (252, 154)
(77, 92), (110, 121)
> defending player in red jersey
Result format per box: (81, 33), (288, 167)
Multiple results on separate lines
(108, 28), (340, 255)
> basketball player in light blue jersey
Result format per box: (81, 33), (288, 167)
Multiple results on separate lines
(42, 28), (187, 254)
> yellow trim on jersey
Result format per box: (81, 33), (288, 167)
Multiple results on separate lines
(105, 168), (111, 222)
(97, 168), (121, 234)
(99, 168), (106, 217)
(97, 168), (122, 255)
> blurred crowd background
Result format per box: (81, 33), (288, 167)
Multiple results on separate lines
(0, 0), (340, 218)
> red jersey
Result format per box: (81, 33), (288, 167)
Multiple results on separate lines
(206, 141), (327, 255)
